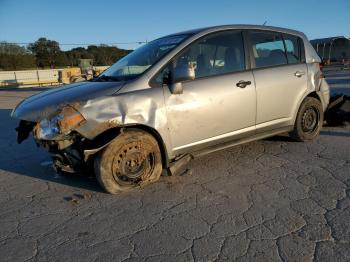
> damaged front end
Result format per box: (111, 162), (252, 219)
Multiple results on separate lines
(15, 106), (90, 174)
(11, 79), (171, 178)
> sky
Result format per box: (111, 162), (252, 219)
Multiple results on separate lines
(1, 0), (349, 50)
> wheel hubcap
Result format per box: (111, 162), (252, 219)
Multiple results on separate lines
(302, 107), (319, 133)
(112, 141), (155, 184)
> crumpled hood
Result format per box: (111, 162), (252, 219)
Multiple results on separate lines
(11, 81), (125, 122)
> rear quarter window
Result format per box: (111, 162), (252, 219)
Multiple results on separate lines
(248, 31), (288, 68)
(282, 34), (304, 64)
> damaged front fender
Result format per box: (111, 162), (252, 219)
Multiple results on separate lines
(12, 78), (174, 173)
(74, 84), (172, 157)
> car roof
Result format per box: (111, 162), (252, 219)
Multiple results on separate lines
(165, 24), (305, 39)
(145, 24), (319, 78)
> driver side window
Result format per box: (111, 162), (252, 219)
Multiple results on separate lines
(154, 30), (245, 85)
(173, 31), (245, 79)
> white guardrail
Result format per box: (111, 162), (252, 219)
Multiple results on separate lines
(0, 69), (61, 87)
(0, 66), (109, 87)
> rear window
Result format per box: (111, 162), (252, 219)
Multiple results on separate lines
(248, 31), (287, 68)
(283, 34), (301, 64)
(248, 31), (306, 68)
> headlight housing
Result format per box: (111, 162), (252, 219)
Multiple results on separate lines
(35, 107), (85, 140)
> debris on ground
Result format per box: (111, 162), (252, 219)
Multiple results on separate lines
(63, 192), (92, 204)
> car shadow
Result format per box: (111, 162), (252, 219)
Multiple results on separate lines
(0, 108), (104, 193)
(264, 134), (295, 142)
(320, 130), (350, 137)
(265, 127), (350, 141)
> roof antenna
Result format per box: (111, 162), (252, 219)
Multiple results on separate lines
(263, 21), (267, 26)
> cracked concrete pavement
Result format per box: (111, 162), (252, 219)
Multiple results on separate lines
(0, 88), (349, 261)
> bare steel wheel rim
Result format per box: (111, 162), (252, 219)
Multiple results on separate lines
(112, 141), (156, 185)
(301, 106), (320, 133)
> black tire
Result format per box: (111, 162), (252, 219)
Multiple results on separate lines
(290, 97), (323, 142)
(94, 130), (162, 194)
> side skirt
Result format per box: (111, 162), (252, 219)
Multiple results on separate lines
(168, 125), (293, 175)
(192, 125), (293, 158)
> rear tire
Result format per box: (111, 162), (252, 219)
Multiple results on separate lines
(94, 130), (162, 194)
(290, 97), (323, 142)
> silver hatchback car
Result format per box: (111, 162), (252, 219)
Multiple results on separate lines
(13, 25), (330, 194)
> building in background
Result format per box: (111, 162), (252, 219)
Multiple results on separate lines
(311, 36), (350, 64)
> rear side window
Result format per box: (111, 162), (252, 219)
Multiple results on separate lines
(283, 34), (301, 64)
(249, 31), (287, 68)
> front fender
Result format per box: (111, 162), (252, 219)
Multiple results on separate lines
(75, 87), (173, 160)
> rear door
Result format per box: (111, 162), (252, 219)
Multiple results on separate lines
(247, 30), (308, 131)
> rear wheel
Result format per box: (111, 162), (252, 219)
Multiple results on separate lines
(94, 130), (162, 194)
(290, 97), (323, 141)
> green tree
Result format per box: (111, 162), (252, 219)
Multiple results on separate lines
(55, 51), (70, 68)
(0, 42), (36, 70)
(65, 47), (93, 66)
(87, 45), (131, 66)
(65, 45), (131, 67)
(28, 38), (61, 68)
(0, 38), (132, 70)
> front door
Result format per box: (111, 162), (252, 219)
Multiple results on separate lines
(163, 30), (257, 155)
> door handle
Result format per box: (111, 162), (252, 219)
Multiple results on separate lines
(294, 71), (305, 77)
(236, 80), (251, 88)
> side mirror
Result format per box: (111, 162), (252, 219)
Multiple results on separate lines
(169, 82), (184, 95)
(168, 64), (195, 94)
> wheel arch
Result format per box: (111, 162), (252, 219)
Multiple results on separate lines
(292, 91), (322, 125)
(290, 92), (324, 141)
(306, 91), (321, 102)
(85, 124), (169, 169)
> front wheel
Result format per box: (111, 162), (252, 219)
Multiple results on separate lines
(290, 97), (324, 142)
(94, 130), (162, 194)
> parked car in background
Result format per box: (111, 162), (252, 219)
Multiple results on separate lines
(12, 25), (329, 194)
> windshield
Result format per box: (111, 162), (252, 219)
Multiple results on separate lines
(98, 34), (190, 81)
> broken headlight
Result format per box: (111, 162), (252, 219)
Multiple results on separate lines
(35, 107), (85, 140)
